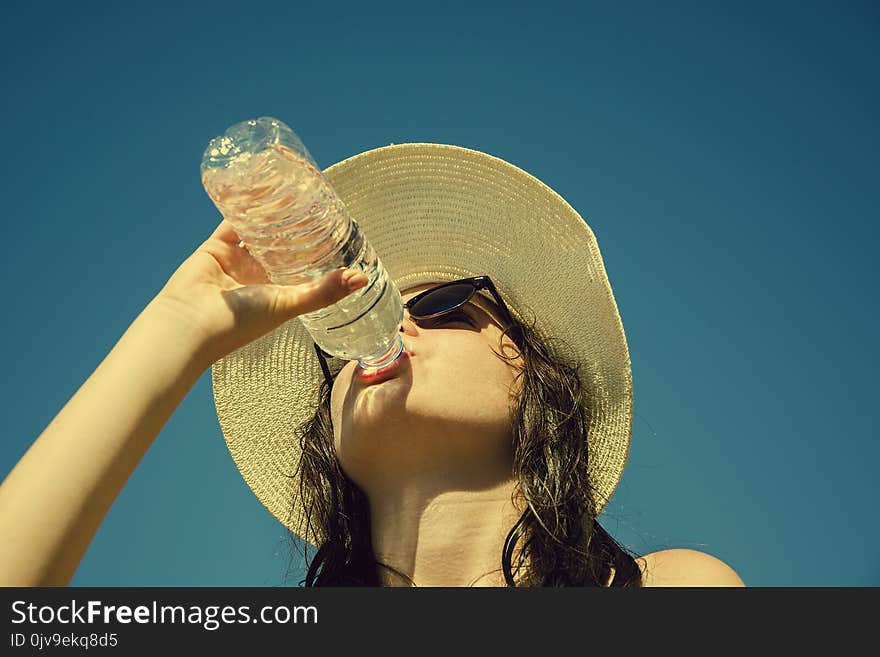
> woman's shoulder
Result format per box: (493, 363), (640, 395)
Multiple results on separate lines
(632, 549), (746, 587)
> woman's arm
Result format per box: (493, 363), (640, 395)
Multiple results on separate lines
(0, 299), (211, 586)
(0, 219), (368, 587)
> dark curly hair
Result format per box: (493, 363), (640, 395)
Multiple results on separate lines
(285, 303), (643, 586)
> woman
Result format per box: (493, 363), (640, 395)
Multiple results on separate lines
(0, 143), (744, 587)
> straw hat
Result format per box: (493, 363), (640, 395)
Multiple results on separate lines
(210, 143), (634, 543)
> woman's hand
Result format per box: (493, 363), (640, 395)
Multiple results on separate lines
(153, 219), (368, 366)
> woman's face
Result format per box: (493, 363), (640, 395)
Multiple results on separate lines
(329, 283), (523, 493)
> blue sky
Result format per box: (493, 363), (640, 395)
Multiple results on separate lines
(1, 0), (877, 586)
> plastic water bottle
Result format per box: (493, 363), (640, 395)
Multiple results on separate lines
(199, 116), (405, 372)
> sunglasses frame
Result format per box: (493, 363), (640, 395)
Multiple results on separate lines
(313, 275), (515, 388)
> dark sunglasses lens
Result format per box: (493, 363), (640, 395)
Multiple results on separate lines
(409, 283), (474, 317)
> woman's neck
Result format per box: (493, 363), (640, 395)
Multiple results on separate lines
(368, 476), (522, 587)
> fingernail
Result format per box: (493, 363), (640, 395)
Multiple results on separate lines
(343, 269), (367, 287)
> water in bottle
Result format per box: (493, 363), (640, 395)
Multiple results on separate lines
(200, 117), (405, 372)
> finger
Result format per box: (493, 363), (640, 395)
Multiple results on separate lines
(199, 236), (270, 285)
(275, 269), (369, 318)
(208, 219), (243, 245)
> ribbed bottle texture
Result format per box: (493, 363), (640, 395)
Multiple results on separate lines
(200, 117), (405, 371)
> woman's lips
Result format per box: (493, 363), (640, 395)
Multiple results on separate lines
(356, 349), (413, 383)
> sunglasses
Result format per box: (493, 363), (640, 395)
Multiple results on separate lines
(313, 275), (515, 388)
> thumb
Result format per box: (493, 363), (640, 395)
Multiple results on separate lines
(271, 268), (369, 319)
